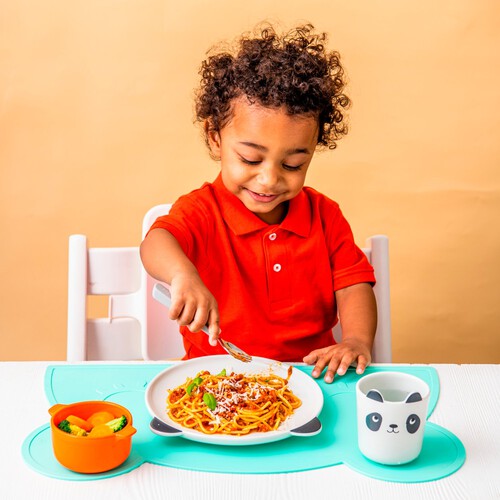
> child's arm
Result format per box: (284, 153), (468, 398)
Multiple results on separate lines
(303, 283), (377, 383)
(140, 228), (220, 345)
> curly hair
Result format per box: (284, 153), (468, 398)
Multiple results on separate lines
(195, 23), (350, 150)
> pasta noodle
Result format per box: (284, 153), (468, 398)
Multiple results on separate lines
(166, 367), (302, 435)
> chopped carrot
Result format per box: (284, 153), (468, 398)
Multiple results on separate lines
(66, 414), (93, 432)
(88, 423), (114, 437)
(87, 411), (115, 427)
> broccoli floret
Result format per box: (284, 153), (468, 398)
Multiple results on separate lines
(105, 415), (127, 432)
(58, 419), (87, 436)
(58, 419), (72, 433)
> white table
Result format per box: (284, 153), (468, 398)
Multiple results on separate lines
(1, 362), (499, 499)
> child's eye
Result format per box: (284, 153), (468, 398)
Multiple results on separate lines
(282, 163), (302, 171)
(240, 157), (261, 166)
(239, 156), (302, 171)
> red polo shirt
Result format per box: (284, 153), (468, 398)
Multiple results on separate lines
(148, 174), (375, 361)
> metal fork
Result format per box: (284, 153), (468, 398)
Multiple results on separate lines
(152, 283), (252, 363)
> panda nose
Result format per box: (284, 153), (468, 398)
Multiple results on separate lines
(390, 424), (398, 429)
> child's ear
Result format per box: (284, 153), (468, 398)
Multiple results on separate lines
(205, 121), (221, 159)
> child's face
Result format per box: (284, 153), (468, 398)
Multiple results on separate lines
(208, 98), (319, 225)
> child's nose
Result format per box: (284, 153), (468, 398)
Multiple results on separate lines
(256, 163), (280, 189)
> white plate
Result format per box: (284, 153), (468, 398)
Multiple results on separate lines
(145, 355), (324, 446)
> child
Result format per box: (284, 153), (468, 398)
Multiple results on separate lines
(140, 23), (377, 383)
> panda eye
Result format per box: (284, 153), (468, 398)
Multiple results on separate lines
(366, 412), (383, 431)
(406, 414), (421, 434)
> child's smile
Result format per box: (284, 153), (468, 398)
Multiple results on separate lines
(244, 189), (280, 203)
(208, 97), (319, 225)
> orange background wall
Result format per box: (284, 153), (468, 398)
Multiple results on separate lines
(1, 1), (499, 362)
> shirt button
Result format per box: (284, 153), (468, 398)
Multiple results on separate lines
(269, 233), (277, 241)
(273, 263), (281, 272)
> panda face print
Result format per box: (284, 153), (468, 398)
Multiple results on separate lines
(365, 389), (422, 435)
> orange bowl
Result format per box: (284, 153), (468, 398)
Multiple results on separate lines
(48, 400), (137, 473)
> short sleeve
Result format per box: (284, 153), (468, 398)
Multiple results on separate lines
(146, 191), (212, 264)
(324, 202), (375, 291)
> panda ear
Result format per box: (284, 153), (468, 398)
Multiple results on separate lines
(367, 390), (384, 402)
(405, 392), (422, 403)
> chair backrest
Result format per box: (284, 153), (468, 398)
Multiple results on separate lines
(67, 204), (184, 362)
(67, 204), (391, 362)
(66, 235), (144, 361)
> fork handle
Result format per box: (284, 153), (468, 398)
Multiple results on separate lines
(152, 283), (211, 336)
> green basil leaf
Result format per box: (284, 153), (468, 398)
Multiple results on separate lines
(217, 369), (226, 377)
(203, 392), (217, 410)
(186, 376), (204, 396)
(186, 381), (197, 396)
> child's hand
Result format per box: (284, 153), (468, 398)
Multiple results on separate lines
(168, 273), (221, 346)
(305, 283), (377, 383)
(303, 338), (372, 384)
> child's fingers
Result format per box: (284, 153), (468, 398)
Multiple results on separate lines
(354, 354), (370, 374)
(320, 352), (355, 383)
(335, 354), (354, 376)
(309, 349), (358, 383)
(323, 356), (344, 383)
(302, 351), (319, 364)
(307, 342), (372, 384)
(308, 348), (336, 380)
(167, 296), (184, 321)
(176, 299), (200, 327)
(174, 304), (196, 325)
(186, 305), (209, 333)
(207, 309), (220, 346)
(332, 351), (370, 379)
(168, 292), (198, 325)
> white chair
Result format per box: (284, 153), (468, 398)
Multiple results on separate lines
(66, 204), (183, 361)
(67, 204), (391, 362)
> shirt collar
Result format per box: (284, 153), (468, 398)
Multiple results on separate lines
(212, 174), (311, 238)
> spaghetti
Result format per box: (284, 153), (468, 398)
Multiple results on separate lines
(166, 367), (301, 435)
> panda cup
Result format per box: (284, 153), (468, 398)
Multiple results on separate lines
(356, 371), (430, 465)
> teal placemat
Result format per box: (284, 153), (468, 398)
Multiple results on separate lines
(22, 364), (465, 482)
